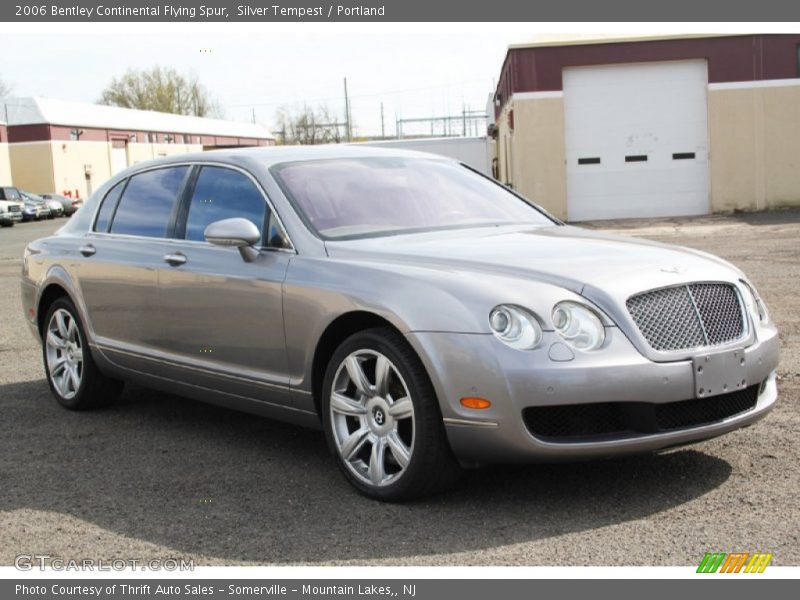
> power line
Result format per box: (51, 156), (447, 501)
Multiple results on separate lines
(225, 77), (492, 109)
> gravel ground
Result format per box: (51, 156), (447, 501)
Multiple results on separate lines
(0, 213), (797, 566)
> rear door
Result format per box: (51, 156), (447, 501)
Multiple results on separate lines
(155, 164), (294, 405)
(76, 166), (190, 364)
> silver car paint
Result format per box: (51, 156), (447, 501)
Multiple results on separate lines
(21, 146), (780, 462)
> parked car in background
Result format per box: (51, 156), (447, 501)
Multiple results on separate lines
(21, 192), (59, 219)
(23, 191), (64, 218)
(0, 187), (24, 227)
(21, 197), (50, 221)
(20, 147), (780, 501)
(39, 193), (83, 216)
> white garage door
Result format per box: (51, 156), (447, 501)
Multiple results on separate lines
(564, 60), (710, 221)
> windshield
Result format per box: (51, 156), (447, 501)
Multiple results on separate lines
(2, 188), (21, 201)
(271, 157), (554, 239)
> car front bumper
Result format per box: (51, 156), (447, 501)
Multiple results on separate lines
(0, 211), (23, 223)
(406, 325), (780, 464)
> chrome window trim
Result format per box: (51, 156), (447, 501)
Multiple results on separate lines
(88, 160), (296, 254)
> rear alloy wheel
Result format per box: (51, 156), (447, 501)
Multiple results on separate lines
(45, 308), (84, 400)
(42, 298), (122, 410)
(322, 327), (461, 501)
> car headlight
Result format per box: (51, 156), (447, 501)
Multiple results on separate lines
(489, 305), (543, 350)
(742, 281), (769, 324)
(551, 301), (606, 351)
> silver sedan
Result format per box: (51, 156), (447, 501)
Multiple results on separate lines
(20, 146), (780, 500)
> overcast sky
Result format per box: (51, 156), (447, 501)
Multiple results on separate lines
(0, 27), (559, 137)
(0, 25), (723, 137)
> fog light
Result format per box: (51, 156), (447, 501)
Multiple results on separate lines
(460, 397), (492, 410)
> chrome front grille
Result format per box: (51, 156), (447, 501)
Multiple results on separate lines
(8, 205), (20, 213)
(627, 283), (745, 351)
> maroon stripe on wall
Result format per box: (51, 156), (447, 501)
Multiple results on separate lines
(495, 34), (800, 115)
(7, 123), (272, 145)
(7, 124), (52, 143)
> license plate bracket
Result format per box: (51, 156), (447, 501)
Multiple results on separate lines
(693, 348), (747, 398)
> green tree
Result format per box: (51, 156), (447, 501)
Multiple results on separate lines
(99, 66), (220, 117)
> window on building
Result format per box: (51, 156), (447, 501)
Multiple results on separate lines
(109, 166), (189, 237)
(93, 179), (127, 232)
(183, 134), (190, 144)
(182, 166), (267, 243)
(69, 130), (79, 141)
(148, 133), (156, 143)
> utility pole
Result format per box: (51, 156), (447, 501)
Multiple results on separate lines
(251, 108), (256, 124)
(380, 102), (385, 139)
(343, 77), (352, 142)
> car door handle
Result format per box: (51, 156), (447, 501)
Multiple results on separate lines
(79, 244), (96, 257)
(163, 252), (187, 266)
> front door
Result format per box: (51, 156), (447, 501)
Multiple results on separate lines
(154, 165), (293, 405)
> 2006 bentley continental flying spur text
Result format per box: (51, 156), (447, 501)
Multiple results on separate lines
(21, 146), (780, 500)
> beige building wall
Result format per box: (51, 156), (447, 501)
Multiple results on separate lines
(496, 96), (569, 220)
(9, 141), (204, 198)
(127, 142), (201, 165)
(709, 83), (800, 212)
(52, 141), (114, 198)
(499, 82), (800, 220)
(0, 143), (11, 186)
(9, 143), (57, 193)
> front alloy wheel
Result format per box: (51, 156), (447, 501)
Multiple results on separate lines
(330, 349), (415, 488)
(322, 327), (461, 501)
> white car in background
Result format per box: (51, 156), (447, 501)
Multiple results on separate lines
(0, 186), (25, 227)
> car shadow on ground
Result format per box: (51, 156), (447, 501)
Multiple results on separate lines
(732, 208), (800, 226)
(0, 379), (732, 564)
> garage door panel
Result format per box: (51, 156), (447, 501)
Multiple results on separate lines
(568, 165), (708, 198)
(564, 60), (710, 221)
(569, 191), (709, 221)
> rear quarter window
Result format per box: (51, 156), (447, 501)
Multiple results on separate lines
(93, 180), (127, 232)
(109, 167), (189, 237)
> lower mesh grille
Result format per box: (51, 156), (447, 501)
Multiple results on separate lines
(523, 384), (760, 442)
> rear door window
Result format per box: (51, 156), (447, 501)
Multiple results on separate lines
(110, 167), (189, 237)
(182, 166), (266, 243)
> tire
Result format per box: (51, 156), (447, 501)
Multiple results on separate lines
(42, 297), (123, 410)
(321, 327), (461, 501)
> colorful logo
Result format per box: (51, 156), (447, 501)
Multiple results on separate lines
(697, 552), (773, 573)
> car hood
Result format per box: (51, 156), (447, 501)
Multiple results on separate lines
(325, 224), (744, 298)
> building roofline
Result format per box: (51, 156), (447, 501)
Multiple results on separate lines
(1, 96), (274, 140)
(506, 33), (746, 51)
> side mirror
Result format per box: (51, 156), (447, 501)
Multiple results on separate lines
(204, 218), (261, 262)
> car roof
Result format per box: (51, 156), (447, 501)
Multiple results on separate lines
(124, 144), (453, 172)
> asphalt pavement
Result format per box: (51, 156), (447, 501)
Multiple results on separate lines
(0, 213), (797, 565)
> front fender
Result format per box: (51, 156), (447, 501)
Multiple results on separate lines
(282, 256), (595, 391)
